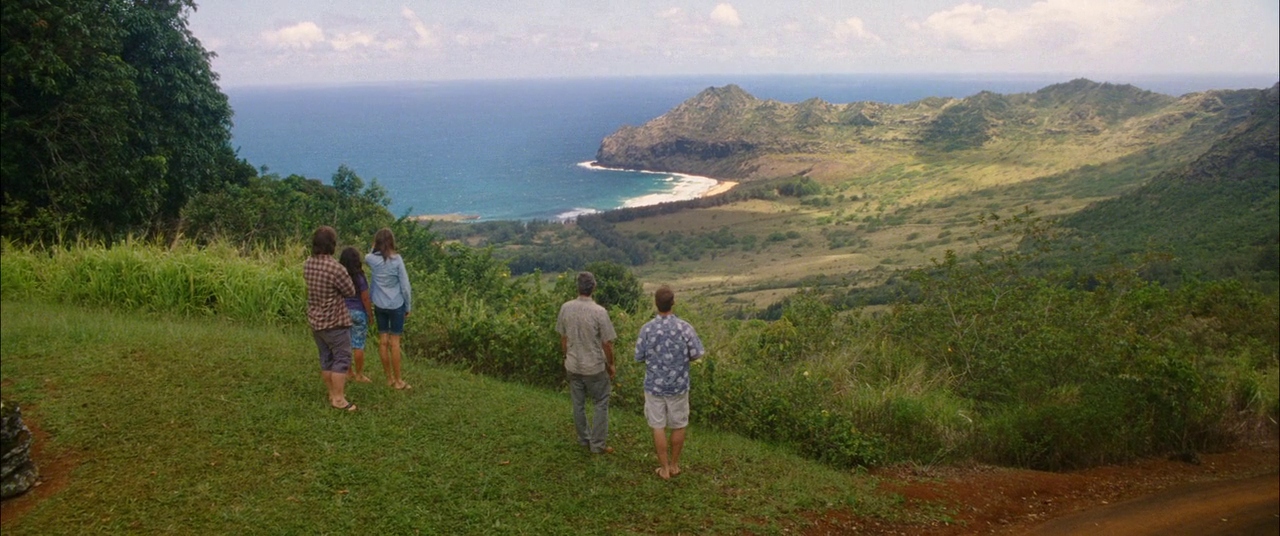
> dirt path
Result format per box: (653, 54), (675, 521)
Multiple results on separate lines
(1029, 473), (1278, 535)
(804, 439), (1279, 535)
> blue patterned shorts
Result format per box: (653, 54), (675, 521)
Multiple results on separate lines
(348, 309), (368, 350)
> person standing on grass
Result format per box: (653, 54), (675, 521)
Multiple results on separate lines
(556, 271), (618, 454)
(634, 286), (704, 479)
(366, 227), (413, 390)
(304, 226), (358, 412)
(339, 247), (374, 384)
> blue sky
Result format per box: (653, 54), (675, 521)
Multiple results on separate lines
(188, 0), (1280, 88)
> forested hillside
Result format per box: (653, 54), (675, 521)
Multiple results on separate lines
(1, 0), (251, 240)
(1061, 83), (1280, 285)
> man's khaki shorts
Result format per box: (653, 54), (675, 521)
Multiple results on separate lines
(644, 392), (689, 429)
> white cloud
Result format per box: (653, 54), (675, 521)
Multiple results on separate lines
(917, 0), (1161, 53)
(832, 17), (881, 43)
(658, 7), (684, 22)
(710, 3), (742, 28)
(331, 31), (376, 51)
(401, 7), (439, 48)
(263, 22), (326, 49)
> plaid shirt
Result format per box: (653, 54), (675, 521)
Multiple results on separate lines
(304, 255), (356, 331)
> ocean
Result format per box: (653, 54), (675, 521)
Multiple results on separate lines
(226, 74), (1276, 221)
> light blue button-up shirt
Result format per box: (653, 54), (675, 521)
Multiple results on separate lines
(365, 252), (412, 312)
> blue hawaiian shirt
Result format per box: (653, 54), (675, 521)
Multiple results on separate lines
(634, 314), (705, 396)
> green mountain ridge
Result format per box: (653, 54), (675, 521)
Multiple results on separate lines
(1061, 83), (1280, 282)
(595, 79), (1261, 183)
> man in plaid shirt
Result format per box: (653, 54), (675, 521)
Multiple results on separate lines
(305, 226), (358, 411)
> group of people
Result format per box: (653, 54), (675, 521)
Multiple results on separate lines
(556, 271), (705, 480)
(304, 225), (414, 413)
(304, 225), (706, 480)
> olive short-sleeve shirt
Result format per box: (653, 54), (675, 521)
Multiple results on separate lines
(555, 297), (617, 376)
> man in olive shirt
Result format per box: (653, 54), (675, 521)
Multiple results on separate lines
(555, 272), (617, 454)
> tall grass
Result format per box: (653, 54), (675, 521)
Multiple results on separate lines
(4, 237), (1276, 473)
(1, 239), (305, 325)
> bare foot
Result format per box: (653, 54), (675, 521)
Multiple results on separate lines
(394, 381), (412, 390)
(655, 466), (670, 480)
(669, 465), (681, 477)
(354, 374), (373, 383)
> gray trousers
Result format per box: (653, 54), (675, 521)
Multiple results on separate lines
(568, 370), (611, 452)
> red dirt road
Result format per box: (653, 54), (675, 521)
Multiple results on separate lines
(805, 439), (1279, 535)
(1029, 473), (1278, 535)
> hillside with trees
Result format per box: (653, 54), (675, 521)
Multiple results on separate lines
(1060, 83), (1279, 285)
(1, 0), (256, 240)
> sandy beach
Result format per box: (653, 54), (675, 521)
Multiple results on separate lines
(406, 213), (480, 223)
(412, 168), (737, 223)
(702, 180), (738, 198)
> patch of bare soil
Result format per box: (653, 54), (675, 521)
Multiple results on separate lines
(802, 438), (1279, 535)
(0, 408), (79, 529)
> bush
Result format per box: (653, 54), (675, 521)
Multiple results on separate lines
(581, 261), (644, 314)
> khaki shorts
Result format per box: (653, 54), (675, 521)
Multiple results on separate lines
(644, 392), (690, 429)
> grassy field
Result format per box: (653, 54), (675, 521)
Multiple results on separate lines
(618, 132), (1226, 306)
(0, 301), (901, 534)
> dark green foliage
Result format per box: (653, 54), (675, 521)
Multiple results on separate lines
(433, 220), (630, 275)
(1, 0), (244, 240)
(400, 230), (566, 388)
(777, 177), (822, 197)
(636, 227), (757, 262)
(1060, 84), (1279, 288)
(697, 362), (886, 469)
(921, 92), (1006, 151)
(576, 214), (652, 265)
(181, 166), (393, 248)
(504, 244), (630, 275)
(581, 261), (644, 314)
(882, 216), (1278, 469)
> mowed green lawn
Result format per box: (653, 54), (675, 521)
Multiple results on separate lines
(0, 301), (898, 534)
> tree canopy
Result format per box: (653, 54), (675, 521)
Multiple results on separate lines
(1, 0), (251, 241)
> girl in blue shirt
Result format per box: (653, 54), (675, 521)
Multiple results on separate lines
(366, 228), (413, 390)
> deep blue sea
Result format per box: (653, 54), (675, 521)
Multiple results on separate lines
(226, 74), (1276, 221)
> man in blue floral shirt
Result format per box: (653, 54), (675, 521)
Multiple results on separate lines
(634, 286), (705, 480)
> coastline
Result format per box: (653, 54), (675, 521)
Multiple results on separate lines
(578, 161), (738, 201)
(411, 164), (739, 223)
(405, 213), (481, 223)
(701, 179), (739, 198)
